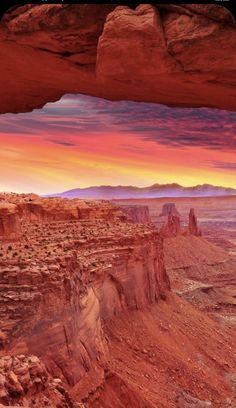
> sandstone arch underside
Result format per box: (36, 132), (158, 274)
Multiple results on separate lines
(0, 3), (236, 114)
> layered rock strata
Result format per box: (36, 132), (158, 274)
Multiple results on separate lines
(159, 202), (180, 217)
(120, 205), (151, 224)
(0, 194), (170, 393)
(159, 206), (201, 238)
(160, 214), (181, 238)
(0, 204), (22, 241)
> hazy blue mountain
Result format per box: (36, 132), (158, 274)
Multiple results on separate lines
(46, 183), (236, 199)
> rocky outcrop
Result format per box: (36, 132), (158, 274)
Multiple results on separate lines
(0, 354), (47, 404)
(2, 4), (115, 64)
(0, 195), (236, 407)
(97, 5), (178, 79)
(0, 4), (236, 113)
(188, 208), (201, 237)
(159, 206), (203, 239)
(81, 295), (236, 408)
(0, 193), (127, 224)
(120, 205), (151, 224)
(159, 203), (180, 217)
(0, 204), (22, 241)
(0, 194), (170, 390)
(160, 214), (181, 238)
(0, 354), (75, 407)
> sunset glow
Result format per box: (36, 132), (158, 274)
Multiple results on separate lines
(1, 94), (236, 194)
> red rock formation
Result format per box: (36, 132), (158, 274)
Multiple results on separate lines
(97, 5), (179, 78)
(0, 4), (236, 113)
(1, 193), (127, 224)
(120, 205), (151, 224)
(0, 354), (74, 407)
(159, 202), (180, 217)
(0, 204), (22, 241)
(0, 195), (236, 407)
(159, 205), (202, 238)
(160, 214), (181, 238)
(80, 295), (236, 407)
(0, 194), (170, 389)
(188, 208), (202, 237)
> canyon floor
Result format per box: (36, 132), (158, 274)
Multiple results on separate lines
(0, 194), (235, 407)
(117, 196), (236, 329)
(116, 196), (236, 254)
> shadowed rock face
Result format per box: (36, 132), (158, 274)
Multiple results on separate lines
(159, 203), (180, 217)
(121, 205), (151, 224)
(0, 204), (22, 241)
(0, 352), (87, 407)
(160, 214), (181, 238)
(0, 196), (236, 406)
(0, 3), (236, 113)
(160, 206), (202, 238)
(0, 194), (170, 389)
(188, 208), (202, 237)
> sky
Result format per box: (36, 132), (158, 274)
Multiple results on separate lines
(0, 94), (236, 195)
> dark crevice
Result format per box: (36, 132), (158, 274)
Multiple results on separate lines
(36, 47), (76, 57)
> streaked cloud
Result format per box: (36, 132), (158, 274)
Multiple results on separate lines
(210, 161), (236, 170)
(46, 139), (77, 147)
(0, 94), (235, 194)
(1, 94), (236, 151)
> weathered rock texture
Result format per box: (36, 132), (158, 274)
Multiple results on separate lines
(159, 202), (180, 217)
(188, 207), (202, 237)
(0, 204), (22, 241)
(0, 3), (236, 113)
(120, 205), (151, 224)
(159, 205), (201, 239)
(0, 194), (236, 407)
(160, 214), (181, 238)
(0, 194), (170, 390)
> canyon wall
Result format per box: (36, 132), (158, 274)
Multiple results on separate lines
(0, 195), (170, 397)
(0, 204), (22, 241)
(120, 205), (151, 224)
(0, 194), (127, 223)
(0, 197), (236, 407)
(0, 4), (236, 113)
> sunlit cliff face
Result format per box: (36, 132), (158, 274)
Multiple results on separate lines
(0, 94), (235, 194)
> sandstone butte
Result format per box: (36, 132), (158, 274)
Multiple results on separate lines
(0, 193), (236, 407)
(0, 3), (236, 114)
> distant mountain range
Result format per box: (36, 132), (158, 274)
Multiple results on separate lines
(46, 183), (236, 199)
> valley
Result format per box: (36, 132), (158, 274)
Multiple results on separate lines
(0, 194), (235, 407)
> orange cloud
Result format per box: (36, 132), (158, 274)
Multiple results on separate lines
(0, 95), (235, 194)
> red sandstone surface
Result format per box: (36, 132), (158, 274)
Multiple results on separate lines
(188, 208), (202, 237)
(120, 205), (151, 224)
(0, 193), (235, 407)
(0, 4), (236, 113)
(117, 196), (236, 254)
(117, 197), (236, 330)
(0, 5), (236, 405)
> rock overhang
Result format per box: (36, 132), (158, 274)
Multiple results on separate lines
(0, 3), (235, 114)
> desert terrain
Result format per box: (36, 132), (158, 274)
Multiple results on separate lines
(0, 3), (235, 408)
(116, 196), (236, 254)
(117, 197), (236, 330)
(0, 193), (235, 407)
